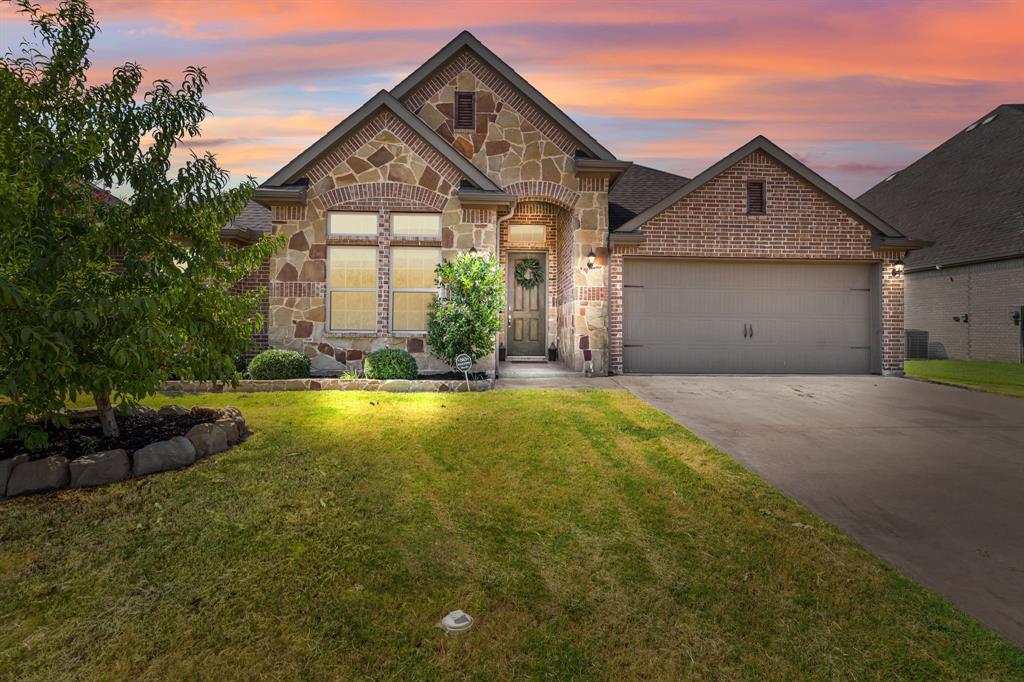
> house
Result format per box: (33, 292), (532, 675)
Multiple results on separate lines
(859, 105), (1024, 363)
(231, 31), (920, 377)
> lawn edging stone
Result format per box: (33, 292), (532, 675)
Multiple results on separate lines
(162, 377), (494, 394)
(2, 406), (249, 501)
(6, 456), (71, 497)
(69, 449), (130, 489)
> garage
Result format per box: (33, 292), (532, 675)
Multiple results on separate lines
(622, 259), (877, 374)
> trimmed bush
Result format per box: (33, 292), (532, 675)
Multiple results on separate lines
(364, 349), (419, 380)
(246, 349), (310, 380)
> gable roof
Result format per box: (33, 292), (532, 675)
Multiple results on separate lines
(221, 200), (271, 243)
(858, 104), (1024, 270)
(615, 136), (904, 238)
(390, 31), (616, 161)
(262, 90), (501, 191)
(609, 164), (689, 230)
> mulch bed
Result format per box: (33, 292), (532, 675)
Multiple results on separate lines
(416, 372), (489, 381)
(1, 410), (217, 463)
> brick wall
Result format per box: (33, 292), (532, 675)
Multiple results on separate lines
(906, 257), (1024, 362)
(609, 151), (905, 375)
(229, 253), (270, 357)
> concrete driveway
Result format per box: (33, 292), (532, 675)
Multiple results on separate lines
(615, 375), (1024, 646)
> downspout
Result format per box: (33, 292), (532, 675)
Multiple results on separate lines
(494, 200), (517, 379)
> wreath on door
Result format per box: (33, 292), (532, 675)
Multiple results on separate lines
(514, 258), (543, 289)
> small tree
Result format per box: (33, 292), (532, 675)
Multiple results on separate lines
(427, 252), (504, 370)
(0, 0), (281, 445)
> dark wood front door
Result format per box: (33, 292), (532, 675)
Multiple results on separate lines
(507, 252), (546, 357)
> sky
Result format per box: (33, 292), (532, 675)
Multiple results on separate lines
(2, 0), (1022, 196)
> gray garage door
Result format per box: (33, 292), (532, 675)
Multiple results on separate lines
(623, 259), (874, 374)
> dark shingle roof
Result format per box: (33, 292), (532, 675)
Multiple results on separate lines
(609, 164), (689, 230)
(858, 104), (1024, 270)
(221, 200), (271, 242)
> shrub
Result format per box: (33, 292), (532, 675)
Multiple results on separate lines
(427, 253), (504, 369)
(364, 349), (418, 380)
(247, 349), (310, 380)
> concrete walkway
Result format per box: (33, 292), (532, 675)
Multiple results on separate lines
(615, 375), (1024, 646)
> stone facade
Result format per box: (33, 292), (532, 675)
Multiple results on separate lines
(905, 257), (1024, 362)
(608, 151), (907, 375)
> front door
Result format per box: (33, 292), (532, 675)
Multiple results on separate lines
(507, 252), (546, 357)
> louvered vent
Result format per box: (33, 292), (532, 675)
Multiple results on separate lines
(454, 92), (475, 130)
(747, 180), (766, 214)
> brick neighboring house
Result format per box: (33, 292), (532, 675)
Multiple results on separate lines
(859, 104), (1024, 364)
(228, 31), (921, 377)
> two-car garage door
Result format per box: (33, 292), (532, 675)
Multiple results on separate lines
(622, 259), (876, 374)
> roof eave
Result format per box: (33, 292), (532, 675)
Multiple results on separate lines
(391, 31), (616, 161)
(609, 230), (645, 245)
(457, 188), (516, 207)
(870, 235), (935, 252)
(262, 90), (501, 193)
(253, 185), (306, 207)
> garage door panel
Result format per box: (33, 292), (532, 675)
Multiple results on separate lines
(623, 259), (874, 374)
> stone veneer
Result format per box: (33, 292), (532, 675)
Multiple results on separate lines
(608, 151), (906, 375)
(261, 53), (615, 377)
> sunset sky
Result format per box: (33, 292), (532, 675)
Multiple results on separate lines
(3, 0), (1022, 195)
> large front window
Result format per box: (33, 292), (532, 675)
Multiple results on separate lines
(391, 247), (440, 332)
(328, 246), (377, 332)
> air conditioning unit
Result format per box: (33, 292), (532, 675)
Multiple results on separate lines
(905, 330), (929, 359)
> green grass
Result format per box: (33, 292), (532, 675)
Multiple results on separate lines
(906, 359), (1024, 397)
(1, 390), (1021, 679)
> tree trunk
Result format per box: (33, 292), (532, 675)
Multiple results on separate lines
(94, 391), (120, 438)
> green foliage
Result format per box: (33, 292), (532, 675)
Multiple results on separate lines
(364, 349), (419, 380)
(0, 0), (283, 445)
(246, 350), (310, 380)
(427, 253), (504, 369)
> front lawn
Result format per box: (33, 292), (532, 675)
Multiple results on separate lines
(2, 390), (1021, 679)
(906, 359), (1024, 397)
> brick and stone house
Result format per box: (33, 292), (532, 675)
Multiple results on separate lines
(228, 31), (922, 377)
(860, 104), (1024, 364)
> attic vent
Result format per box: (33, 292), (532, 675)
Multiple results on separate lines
(982, 113), (998, 125)
(884, 172), (898, 182)
(965, 121), (979, 132)
(454, 91), (476, 130)
(746, 180), (766, 215)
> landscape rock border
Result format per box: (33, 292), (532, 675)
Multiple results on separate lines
(162, 378), (493, 394)
(1, 406), (248, 501)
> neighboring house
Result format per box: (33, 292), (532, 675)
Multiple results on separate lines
(859, 105), (1024, 363)
(233, 31), (919, 377)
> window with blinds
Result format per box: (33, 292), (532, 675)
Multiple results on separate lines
(454, 91), (476, 130)
(746, 180), (766, 215)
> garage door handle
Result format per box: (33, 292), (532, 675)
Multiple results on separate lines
(749, 323), (753, 338)
(743, 324), (748, 338)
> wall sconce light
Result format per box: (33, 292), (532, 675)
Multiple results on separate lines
(468, 246), (478, 255)
(890, 258), (905, 278)
(587, 250), (597, 269)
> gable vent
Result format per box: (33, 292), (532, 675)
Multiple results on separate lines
(454, 91), (476, 130)
(746, 180), (766, 214)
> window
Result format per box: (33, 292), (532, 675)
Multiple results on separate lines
(392, 213), (441, 238)
(454, 91), (476, 130)
(328, 246), (377, 331)
(391, 247), (440, 332)
(328, 211), (377, 236)
(746, 180), (766, 215)
(507, 224), (546, 243)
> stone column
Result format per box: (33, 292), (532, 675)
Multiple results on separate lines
(573, 176), (610, 375)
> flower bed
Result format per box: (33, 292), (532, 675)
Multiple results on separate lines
(162, 377), (494, 394)
(1, 406), (248, 500)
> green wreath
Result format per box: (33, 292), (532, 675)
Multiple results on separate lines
(514, 258), (543, 289)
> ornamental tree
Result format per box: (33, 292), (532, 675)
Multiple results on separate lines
(0, 0), (281, 445)
(427, 252), (504, 370)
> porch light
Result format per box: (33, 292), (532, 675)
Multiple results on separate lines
(468, 245), (478, 254)
(587, 250), (597, 269)
(891, 258), (905, 278)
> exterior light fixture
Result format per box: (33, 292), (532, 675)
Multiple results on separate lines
(468, 245), (478, 254)
(891, 258), (905, 278)
(586, 250), (597, 269)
